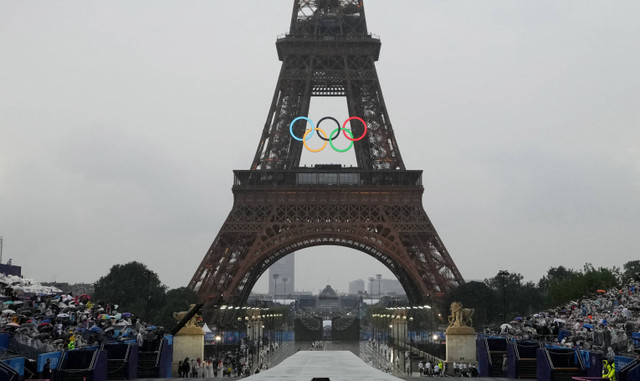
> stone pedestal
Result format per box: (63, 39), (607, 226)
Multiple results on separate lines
(172, 326), (204, 375)
(445, 326), (476, 364)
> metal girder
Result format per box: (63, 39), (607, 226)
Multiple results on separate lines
(188, 180), (464, 310)
(190, 0), (464, 316)
(251, 0), (403, 171)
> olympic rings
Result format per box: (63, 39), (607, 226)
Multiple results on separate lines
(342, 116), (367, 141)
(289, 116), (314, 141)
(289, 116), (368, 152)
(329, 127), (354, 153)
(303, 128), (328, 153)
(315, 117), (342, 141)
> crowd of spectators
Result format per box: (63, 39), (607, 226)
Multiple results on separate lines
(1, 273), (163, 356)
(492, 282), (640, 358)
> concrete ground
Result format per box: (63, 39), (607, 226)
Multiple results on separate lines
(139, 340), (507, 381)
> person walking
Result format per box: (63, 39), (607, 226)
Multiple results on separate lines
(180, 358), (190, 378)
(501, 354), (508, 376)
(190, 358), (198, 378)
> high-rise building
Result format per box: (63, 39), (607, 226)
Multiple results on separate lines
(268, 253), (295, 296)
(380, 278), (405, 296)
(348, 279), (365, 295)
(364, 277), (406, 297)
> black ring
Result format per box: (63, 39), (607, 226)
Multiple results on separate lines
(316, 116), (341, 141)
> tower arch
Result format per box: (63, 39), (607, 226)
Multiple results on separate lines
(188, 0), (464, 314)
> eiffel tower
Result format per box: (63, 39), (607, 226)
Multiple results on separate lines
(188, 0), (464, 311)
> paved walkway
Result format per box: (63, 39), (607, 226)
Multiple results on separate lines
(139, 340), (507, 381)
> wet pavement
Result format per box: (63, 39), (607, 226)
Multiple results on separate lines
(138, 341), (506, 381)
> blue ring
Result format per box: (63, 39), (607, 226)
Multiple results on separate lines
(289, 116), (314, 142)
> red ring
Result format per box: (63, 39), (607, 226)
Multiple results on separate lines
(342, 117), (367, 141)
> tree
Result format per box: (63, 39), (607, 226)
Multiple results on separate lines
(622, 260), (640, 282)
(538, 264), (619, 308)
(93, 261), (166, 322)
(538, 266), (580, 307)
(485, 270), (542, 322)
(151, 287), (198, 329)
(446, 281), (498, 329)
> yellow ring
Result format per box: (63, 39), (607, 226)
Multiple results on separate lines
(303, 128), (328, 152)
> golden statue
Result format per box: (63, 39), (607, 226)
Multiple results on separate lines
(448, 301), (475, 328)
(173, 304), (199, 328)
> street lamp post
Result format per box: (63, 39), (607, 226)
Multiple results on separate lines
(144, 270), (151, 321)
(498, 270), (509, 322)
(272, 274), (279, 300)
(215, 335), (222, 360)
(368, 277), (375, 304)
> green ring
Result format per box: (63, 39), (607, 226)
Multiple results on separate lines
(329, 127), (354, 152)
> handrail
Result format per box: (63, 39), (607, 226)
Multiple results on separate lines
(515, 340), (542, 360)
(483, 337), (492, 366)
(88, 348), (98, 370)
(233, 169), (423, 188)
(55, 350), (64, 372)
(544, 348), (555, 370)
(155, 339), (164, 367)
(0, 361), (19, 381)
(124, 342), (131, 363)
(512, 339), (521, 361)
(574, 346), (585, 371)
(277, 33), (380, 41)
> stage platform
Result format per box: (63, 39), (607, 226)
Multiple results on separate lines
(138, 349), (507, 381)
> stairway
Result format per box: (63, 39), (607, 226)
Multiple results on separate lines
(0, 361), (19, 381)
(107, 358), (127, 380)
(136, 350), (159, 378)
(517, 358), (537, 379)
(551, 367), (582, 381)
(488, 351), (505, 377)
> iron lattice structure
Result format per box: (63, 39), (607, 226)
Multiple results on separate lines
(189, 0), (464, 314)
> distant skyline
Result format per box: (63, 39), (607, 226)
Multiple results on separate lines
(1, 1), (639, 294)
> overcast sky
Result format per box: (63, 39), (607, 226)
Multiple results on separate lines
(1, 1), (639, 295)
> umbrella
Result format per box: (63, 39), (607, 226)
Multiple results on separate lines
(514, 317), (524, 321)
(5, 322), (20, 327)
(90, 326), (102, 333)
(2, 309), (16, 315)
(146, 325), (157, 330)
(553, 318), (566, 323)
(98, 314), (110, 320)
(2, 301), (14, 305)
(583, 323), (594, 330)
(56, 313), (70, 319)
(500, 323), (513, 330)
(597, 289), (607, 294)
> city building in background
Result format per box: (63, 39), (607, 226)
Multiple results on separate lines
(365, 277), (405, 297)
(348, 279), (365, 295)
(268, 253), (295, 296)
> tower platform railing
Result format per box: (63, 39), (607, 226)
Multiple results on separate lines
(233, 169), (422, 188)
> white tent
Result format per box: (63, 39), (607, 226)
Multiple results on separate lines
(201, 323), (213, 333)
